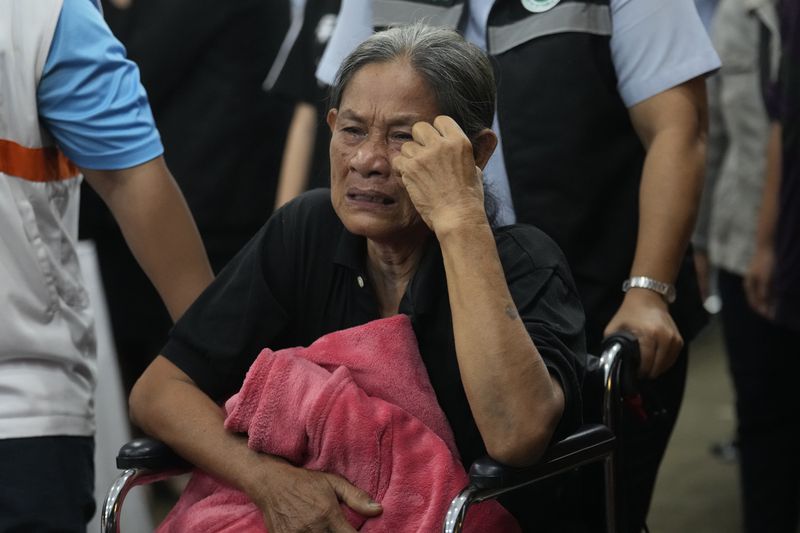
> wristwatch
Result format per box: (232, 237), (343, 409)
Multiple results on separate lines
(622, 276), (676, 304)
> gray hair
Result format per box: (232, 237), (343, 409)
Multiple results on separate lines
(328, 23), (496, 140)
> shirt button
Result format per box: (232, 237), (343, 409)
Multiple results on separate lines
(357, 275), (365, 288)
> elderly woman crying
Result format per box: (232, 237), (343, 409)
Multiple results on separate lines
(130, 23), (586, 533)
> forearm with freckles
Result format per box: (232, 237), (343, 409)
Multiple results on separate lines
(436, 221), (564, 467)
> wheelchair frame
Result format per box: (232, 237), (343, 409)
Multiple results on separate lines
(102, 333), (639, 533)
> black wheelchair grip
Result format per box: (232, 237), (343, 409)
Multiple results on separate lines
(116, 437), (191, 471)
(468, 424), (615, 491)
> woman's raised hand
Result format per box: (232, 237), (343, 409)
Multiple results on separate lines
(392, 115), (487, 235)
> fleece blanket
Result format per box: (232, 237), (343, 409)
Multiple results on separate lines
(157, 314), (520, 532)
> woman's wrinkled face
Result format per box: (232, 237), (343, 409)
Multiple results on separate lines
(327, 59), (440, 243)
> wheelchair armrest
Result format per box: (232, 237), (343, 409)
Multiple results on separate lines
(116, 437), (191, 471)
(468, 423), (614, 491)
(104, 438), (191, 532)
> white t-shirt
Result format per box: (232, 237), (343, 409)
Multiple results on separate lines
(317, 0), (721, 225)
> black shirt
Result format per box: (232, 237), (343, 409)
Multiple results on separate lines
(165, 189), (586, 469)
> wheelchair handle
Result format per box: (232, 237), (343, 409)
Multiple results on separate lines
(600, 330), (641, 396)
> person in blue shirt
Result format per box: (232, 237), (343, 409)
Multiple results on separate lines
(0, 0), (213, 530)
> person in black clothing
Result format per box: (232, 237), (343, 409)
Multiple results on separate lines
(81, 0), (295, 395)
(130, 25), (586, 532)
(748, 0), (800, 333)
(271, 0), (341, 207)
(742, 4), (800, 530)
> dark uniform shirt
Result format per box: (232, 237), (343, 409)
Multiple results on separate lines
(163, 189), (586, 492)
(271, 0), (341, 191)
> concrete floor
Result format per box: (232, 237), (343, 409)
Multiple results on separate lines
(648, 316), (743, 532)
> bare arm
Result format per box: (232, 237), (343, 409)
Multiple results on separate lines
(274, 102), (318, 209)
(82, 156), (213, 320)
(437, 217), (564, 466)
(744, 121), (782, 317)
(605, 76), (709, 378)
(394, 116), (564, 466)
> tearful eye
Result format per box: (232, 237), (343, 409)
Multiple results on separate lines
(337, 127), (366, 145)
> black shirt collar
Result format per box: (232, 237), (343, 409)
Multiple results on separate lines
(333, 226), (444, 317)
(333, 225), (367, 272)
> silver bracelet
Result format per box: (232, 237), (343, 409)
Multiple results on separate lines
(622, 276), (676, 304)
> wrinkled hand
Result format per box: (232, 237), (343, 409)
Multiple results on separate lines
(392, 115), (486, 234)
(744, 245), (776, 319)
(251, 461), (382, 533)
(604, 290), (683, 379)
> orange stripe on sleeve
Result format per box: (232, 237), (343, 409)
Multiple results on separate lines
(0, 138), (80, 182)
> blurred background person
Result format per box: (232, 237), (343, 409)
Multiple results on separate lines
(80, 0), (294, 397)
(748, 0), (800, 332)
(270, 0), (341, 208)
(743, 1), (800, 529)
(691, 0), (796, 531)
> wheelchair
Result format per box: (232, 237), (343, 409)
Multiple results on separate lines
(101, 332), (640, 533)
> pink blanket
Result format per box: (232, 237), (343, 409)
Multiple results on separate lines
(157, 315), (520, 532)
